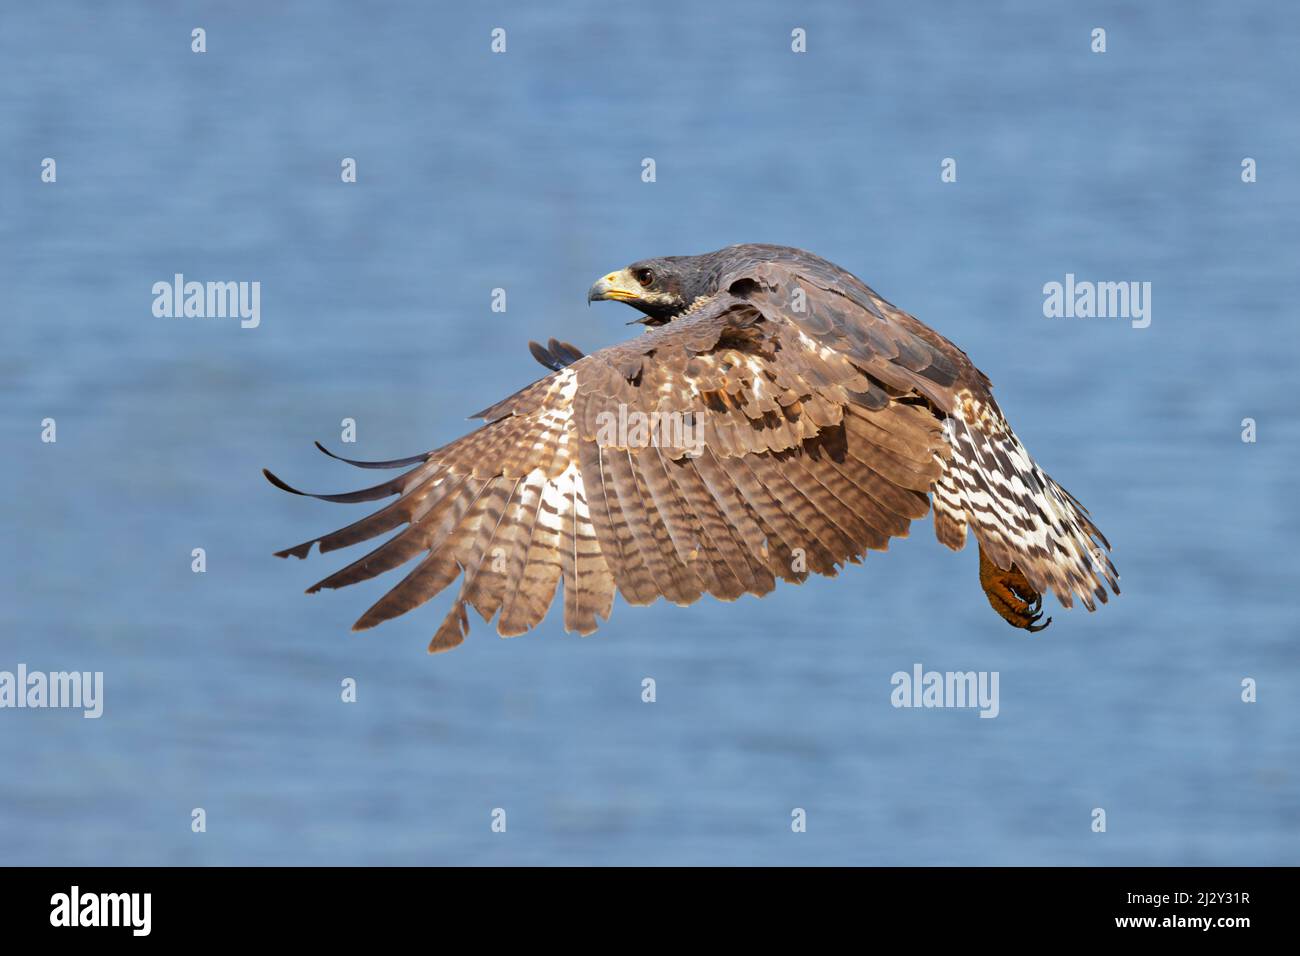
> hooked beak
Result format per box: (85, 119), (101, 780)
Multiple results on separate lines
(587, 269), (640, 305)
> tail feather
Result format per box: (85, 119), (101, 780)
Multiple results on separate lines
(933, 394), (1119, 612)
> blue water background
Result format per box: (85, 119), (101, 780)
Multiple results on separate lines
(1, 1), (1296, 864)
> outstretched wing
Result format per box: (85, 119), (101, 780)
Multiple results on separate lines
(718, 251), (1119, 611)
(266, 286), (953, 652)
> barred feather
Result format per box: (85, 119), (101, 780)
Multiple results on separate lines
(934, 391), (1119, 609)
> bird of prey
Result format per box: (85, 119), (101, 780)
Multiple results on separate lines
(265, 244), (1118, 653)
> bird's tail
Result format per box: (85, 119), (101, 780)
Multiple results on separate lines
(931, 397), (1119, 611)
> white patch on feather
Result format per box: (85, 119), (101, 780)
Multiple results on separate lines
(938, 390), (1117, 608)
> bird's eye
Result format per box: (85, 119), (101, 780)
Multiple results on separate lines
(634, 268), (654, 287)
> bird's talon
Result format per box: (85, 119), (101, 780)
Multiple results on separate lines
(978, 545), (1052, 633)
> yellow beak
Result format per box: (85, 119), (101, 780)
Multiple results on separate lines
(587, 270), (639, 304)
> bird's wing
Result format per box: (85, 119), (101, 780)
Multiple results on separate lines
(266, 289), (950, 651)
(716, 256), (968, 411)
(718, 256), (1119, 611)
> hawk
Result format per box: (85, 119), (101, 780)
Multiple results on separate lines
(265, 244), (1118, 652)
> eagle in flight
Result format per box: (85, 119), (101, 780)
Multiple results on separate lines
(265, 244), (1118, 653)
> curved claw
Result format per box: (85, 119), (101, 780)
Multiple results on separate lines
(977, 545), (1053, 634)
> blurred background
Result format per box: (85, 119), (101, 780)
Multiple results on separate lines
(1, 1), (1296, 865)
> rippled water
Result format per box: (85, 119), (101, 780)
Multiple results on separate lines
(1, 1), (1297, 865)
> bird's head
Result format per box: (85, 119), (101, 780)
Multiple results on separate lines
(587, 255), (718, 326)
